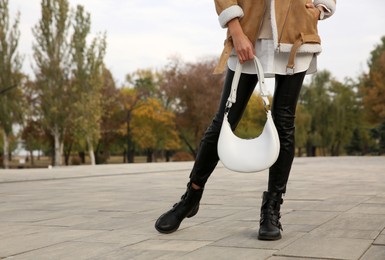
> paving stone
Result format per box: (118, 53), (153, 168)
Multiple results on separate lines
(282, 210), (338, 226)
(183, 246), (276, 259)
(269, 257), (326, 260)
(310, 228), (380, 240)
(0, 157), (385, 259)
(374, 234), (385, 245)
(0, 228), (101, 257)
(156, 224), (238, 241)
(284, 199), (358, 212)
(9, 241), (122, 260)
(211, 228), (306, 250)
(276, 235), (372, 259)
(346, 203), (385, 215)
(360, 245), (385, 260)
(74, 229), (152, 245)
(125, 239), (212, 252)
(90, 248), (185, 260)
(312, 213), (385, 232)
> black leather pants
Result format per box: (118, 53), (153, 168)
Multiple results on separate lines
(189, 69), (306, 194)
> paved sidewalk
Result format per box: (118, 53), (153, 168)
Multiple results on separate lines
(0, 156), (385, 260)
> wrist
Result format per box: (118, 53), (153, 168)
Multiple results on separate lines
(227, 18), (243, 37)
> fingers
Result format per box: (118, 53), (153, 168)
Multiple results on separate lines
(237, 49), (254, 64)
(233, 35), (255, 64)
(305, 3), (315, 8)
(305, 3), (320, 19)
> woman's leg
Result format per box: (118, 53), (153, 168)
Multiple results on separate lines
(258, 71), (306, 241)
(155, 69), (258, 234)
(189, 69), (259, 187)
(268, 71), (306, 193)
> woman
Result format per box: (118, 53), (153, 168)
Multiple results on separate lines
(155, 0), (336, 240)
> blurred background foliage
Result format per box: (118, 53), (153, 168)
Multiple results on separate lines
(1, 0), (384, 168)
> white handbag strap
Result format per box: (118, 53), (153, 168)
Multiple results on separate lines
(226, 56), (270, 112)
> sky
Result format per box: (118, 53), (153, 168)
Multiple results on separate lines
(8, 0), (385, 87)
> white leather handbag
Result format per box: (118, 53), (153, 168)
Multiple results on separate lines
(217, 56), (280, 173)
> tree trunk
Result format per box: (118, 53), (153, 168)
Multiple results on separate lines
(87, 136), (96, 165)
(297, 147), (302, 157)
(2, 131), (9, 169)
(126, 113), (135, 163)
(146, 149), (153, 162)
(64, 141), (72, 165)
(53, 127), (62, 166)
(165, 150), (171, 162)
(30, 150), (35, 166)
(78, 151), (86, 164)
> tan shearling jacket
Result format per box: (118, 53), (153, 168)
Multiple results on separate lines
(213, 0), (337, 74)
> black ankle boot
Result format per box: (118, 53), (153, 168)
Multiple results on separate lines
(155, 183), (203, 234)
(258, 191), (283, 240)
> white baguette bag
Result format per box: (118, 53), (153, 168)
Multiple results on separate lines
(217, 56), (280, 173)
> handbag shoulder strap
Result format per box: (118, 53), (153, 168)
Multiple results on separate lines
(226, 56), (270, 112)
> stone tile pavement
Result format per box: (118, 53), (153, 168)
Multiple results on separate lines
(0, 156), (385, 260)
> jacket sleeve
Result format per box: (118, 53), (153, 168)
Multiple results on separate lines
(214, 0), (244, 28)
(314, 0), (336, 19)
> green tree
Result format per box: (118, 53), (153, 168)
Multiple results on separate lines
(0, 0), (23, 168)
(32, 0), (72, 166)
(300, 71), (333, 156)
(235, 94), (266, 138)
(71, 4), (106, 165)
(327, 79), (360, 156)
(295, 104), (311, 156)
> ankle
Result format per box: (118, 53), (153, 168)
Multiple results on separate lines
(191, 182), (201, 190)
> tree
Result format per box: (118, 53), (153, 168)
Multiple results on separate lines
(118, 69), (160, 163)
(300, 71), (333, 156)
(70, 4), (106, 165)
(234, 94), (266, 138)
(160, 57), (224, 157)
(360, 36), (385, 124)
(32, 0), (72, 166)
(131, 98), (181, 162)
(95, 67), (120, 164)
(327, 79), (360, 156)
(0, 0), (23, 168)
(294, 104), (311, 156)
(117, 87), (140, 163)
(359, 36), (385, 154)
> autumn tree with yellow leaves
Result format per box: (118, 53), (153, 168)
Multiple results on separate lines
(360, 36), (385, 153)
(131, 98), (180, 162)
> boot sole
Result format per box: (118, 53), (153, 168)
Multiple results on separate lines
(155, 223), (180, 234)
(257, 233), (282, 241)
(155, 205), (199, 234)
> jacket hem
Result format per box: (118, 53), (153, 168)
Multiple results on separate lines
(278, 43), (322, 54)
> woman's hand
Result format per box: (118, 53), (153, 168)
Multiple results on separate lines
(227, 18), (255, 64)
(305, 3), (322, 19)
